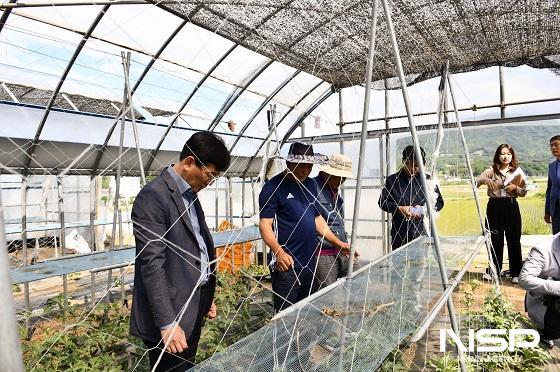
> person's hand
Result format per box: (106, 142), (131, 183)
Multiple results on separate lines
(482, 177), (497, 189)
(505, 184), (517, 193)
(545, 214), (552, 224)
(207, 301), (217, 319)
(160, 324), (188, 354)
(410, 205), (424, 219)
(275, 249), (294, 272)
(336, 241), (351, 257)
(398, 206), (412, 219)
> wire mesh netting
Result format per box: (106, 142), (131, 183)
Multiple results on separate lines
(193, 235), (482, 372)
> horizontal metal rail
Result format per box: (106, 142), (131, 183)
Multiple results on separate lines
(0, 100), (272, 143)
(341, 96), (560, 126)
(289, 112), (560, 144)
(10, 225), (261, 284)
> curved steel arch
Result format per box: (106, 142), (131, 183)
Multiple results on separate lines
(90, 9), (200, 175)
(240, 80), (325, 177)
(204, 1), (361, 134)
(131, 19), (188, 95)
(279, 86), (336, 148)
(0, 0), (17, 35)
(145, 1), (299, 171)
(143, 43), (238, 172)
(23, 5), (111, 175)
(207, 59), (274, 131)
(228, 70), (300, 151)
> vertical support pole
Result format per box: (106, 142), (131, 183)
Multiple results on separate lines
(251, 177), (261, 265)
(380, 2), (466, 371)
(224, 183), (229, 222)
(241, 178), (246, 267)
(0, 188), (25, 372)
(338, 89), (346, 203)
(241, 178), (246, 228)
(251, 177), (257, 215)
(499, 64), (505, 119)
(338, 5), (379, 369)
(124, 201), (132, 248)
(122, 51), (146, 186)
(56, 175), (68, 318)
(443, 82), (449, 124)
(384, 80), (391, 253)
(347, 0), (379, 277)
(227, 178), (234, 272)
(378, 137), (387, 255)
(76, 176), (80, 222)
(228, 177), (233, 224)
(90, 272), (96, 305)
(107, 60), (128, 309)
(119, 267), (125, 305)
(89, 175), (97, 251)
(21, 180), (30, 334)
(215, 180), (219, 230)
(447, 73), (500, 289)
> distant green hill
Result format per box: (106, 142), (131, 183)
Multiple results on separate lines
(396, 124), (559, 177)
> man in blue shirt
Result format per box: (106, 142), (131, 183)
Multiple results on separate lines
(379, 145), (444, 250)
(259, 143), (350, 312)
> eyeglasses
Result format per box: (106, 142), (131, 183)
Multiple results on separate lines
(550, 142), (560, 148)
(404, 161), (420, 168)
(197, 164), (220, 182)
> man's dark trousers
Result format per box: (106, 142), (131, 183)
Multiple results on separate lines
(143, 284), (211, 372)
(271, 268), (314, 312)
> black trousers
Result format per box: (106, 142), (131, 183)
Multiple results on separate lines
(552, 200), (560, 234)
(144, 284), (211, 372)
(544, 307), (560, 340)
(271, 268), (314, 312)
(485, 197), (523, 277)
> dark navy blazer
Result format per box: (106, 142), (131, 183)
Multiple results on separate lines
(546, 160), (560, 218)
(129, 168), (215, 342)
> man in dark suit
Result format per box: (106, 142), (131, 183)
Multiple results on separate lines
(545, 135), (560, 234)
(130, 131), (231, 371)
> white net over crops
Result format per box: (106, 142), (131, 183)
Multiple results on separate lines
(193, 236), (481, 372)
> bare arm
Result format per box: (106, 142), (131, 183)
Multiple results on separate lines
(315, 215), (349, 250)
(259, 218), (293, 271)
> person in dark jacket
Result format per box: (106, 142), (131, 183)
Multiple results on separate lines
(379, 145), (444, 250)
(312, 153), (356, 290)
(130, 131), (230, 371)
(545, 135), (560, 234)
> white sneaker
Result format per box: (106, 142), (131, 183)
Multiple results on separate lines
(512, 277), (519, 284)
(482, 273), (493, 281)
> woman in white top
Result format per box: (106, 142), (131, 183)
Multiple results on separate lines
(477, 144), (527, 283)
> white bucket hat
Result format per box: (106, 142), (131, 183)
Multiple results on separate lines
(320, 153), (354, 179)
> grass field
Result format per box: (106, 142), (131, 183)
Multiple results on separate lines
(436, 179), (551, 236)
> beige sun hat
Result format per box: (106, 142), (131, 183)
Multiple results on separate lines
(320, 153), (355, 178)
